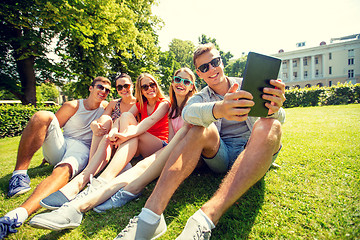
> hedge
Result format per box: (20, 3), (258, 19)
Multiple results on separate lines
(284, 83), (360, 108)
(0, 105), (60, 138)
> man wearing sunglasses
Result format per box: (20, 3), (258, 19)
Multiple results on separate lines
(116, 43), (286, 240)
(0, 77), (111, 238)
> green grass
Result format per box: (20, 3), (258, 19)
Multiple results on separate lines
(1, 104), (359, 239)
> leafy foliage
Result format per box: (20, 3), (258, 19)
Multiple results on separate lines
(0, 105), (60, 138)
(157, 39), (195, 93)
(224, 55), (247, 78)
(36, 83), (60, 103)
(284, 83), (360, 108)
(0, 0), (162, 102)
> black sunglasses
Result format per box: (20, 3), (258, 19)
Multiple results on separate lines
(141, 82), (157, 91)
(116, 84), (131, 91)
(94, 84), (111, 94)
(197, 57), (221, 73)
(173, 76), (193, 86)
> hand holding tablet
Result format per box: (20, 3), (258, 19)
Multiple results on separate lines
(240, 52), (282, 117)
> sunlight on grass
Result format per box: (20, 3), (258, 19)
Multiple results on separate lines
(0, 104), (359, 239)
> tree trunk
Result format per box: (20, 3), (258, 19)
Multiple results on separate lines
(16, 56), (37, 106)
(10, 26), (37, 106)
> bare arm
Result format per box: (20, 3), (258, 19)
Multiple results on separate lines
(55, 100), (79, 128)
(113, 101), (170, 142)
(90, 100), (116, 136)
(168, 118), (175, 142)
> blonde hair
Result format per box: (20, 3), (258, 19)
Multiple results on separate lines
(169, 68), (197, 119)
(193, 42), (218, 68)
(135, 73), (166, 109)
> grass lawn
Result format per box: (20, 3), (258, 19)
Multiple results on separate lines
(0, 104), (359, 239)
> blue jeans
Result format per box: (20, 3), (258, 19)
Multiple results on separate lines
(202, 137), (280, 174)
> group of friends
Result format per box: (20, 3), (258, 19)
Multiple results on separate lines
(0, 43), (286, 240)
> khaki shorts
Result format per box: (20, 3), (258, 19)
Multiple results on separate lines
(42, 114), (89, 178)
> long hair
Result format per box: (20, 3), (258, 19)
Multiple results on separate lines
(169, 68), (197, 119)
(134, 73), (166, 110)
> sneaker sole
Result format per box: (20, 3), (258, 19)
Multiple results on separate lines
(29, 218), (79, 231)
(39, 200), (61, 210)
(92, 207), (105, 213)
(9, 187), (31, 198)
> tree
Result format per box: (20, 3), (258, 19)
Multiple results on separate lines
(157, 39), (195, 93)
(224, 55), (247, 78)
(0, 0), (61, 105)
(0, 0), (162, 103)
(36, 82), (59, 103)
(49, 0), (162, 98)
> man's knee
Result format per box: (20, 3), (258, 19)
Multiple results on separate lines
(188, 124), (218, 142)
(186, 124), (220, 158)
(52, 163), (73, 180)
(29, 111), (54, 128)
(253, 118), (282, 144)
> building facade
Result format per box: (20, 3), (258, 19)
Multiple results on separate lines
(272, 35), (360, 89)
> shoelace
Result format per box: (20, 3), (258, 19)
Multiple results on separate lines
(9, 175), (27, 187)
(0, 215), (21, 237)
(193, 224), (211, 240)
(118, 217), (138, 237)
(74, 174), (97, 200)
(111, 188), (125, 202)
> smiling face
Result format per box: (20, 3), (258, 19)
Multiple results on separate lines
(140, 77), (158, 100)
(172, 71), (194, 97)
(116, 77), (133, 98)
(89, 80), (111, 102)
(195, 48), (226, 88)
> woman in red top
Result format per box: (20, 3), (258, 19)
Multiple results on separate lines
(108, 73), (170, 156)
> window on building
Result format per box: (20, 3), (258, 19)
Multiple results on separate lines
(329, 81), (332, 86)
(283, 73), (288, 79)
(282, 61), (287, 69)
(293, 60), (297, 67)
(315, 57), (319, 64)
(304, 57), (308, 66)
(348, 69), (354, 78)
(348, 58), (354, 65)
(329, 53), (332, 60)
(348, 49), (354, 57)
(294, 72), (297, 78)
(329, 67), (332, 75)
(304, 71), (308, 78)
(316, 69), (319, 76)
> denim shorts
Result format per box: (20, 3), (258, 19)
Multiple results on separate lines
(202, 137), (281, 174)
(162, 140), (168, 148)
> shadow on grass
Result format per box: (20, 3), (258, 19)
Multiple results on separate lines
(21, 165), (265, 239)
(214, 178), (265, 239)
(0, 163), (53, 196)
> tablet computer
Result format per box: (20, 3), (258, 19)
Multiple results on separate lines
(241, 52), (281, 117)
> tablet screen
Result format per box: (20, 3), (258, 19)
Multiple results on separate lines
(241, 52), (281, 117)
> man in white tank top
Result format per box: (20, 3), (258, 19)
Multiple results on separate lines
(0, 77), (111, 237)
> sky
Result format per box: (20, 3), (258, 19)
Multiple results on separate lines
(152, 0), (360, 58)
